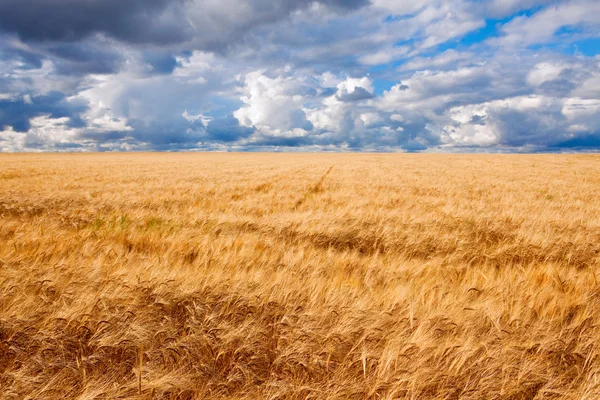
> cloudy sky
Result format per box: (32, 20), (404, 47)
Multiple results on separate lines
(0, 0), (599, 152)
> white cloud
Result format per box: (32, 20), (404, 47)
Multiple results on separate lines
(0, 116), (83, 152)
(173, 51), (216, 84)
(0, 126), (26, 152)
(485, 0), (554, 18)
(371, 0), (428, 14)
(444, 102), (500, 146)
(8, 59), (79, 96)
(334, 76), (375, 101)
(399, 49), (474, 71)
(234, 71), (313, 136)
(29, 115), (78, 142)
(182, 110), (212, 127)
(305, 95), (350, 132)
(419, 4), (485, 49)
(232, 73), (377, 143)
(304, 75), (374, 134)
(562, 98), (600, 132)
(358, 46), (409, 65)
(360, 112), (383, 127)
(337, 76), (373, 94)
(527, 61), (570, 86)
(378, 66), (493, 113)
(571, 60), (600, 99)
(318, 72), (342, 88)
(493, 0), (600, 47)
(85, 109), (132, 133)
(443, 94), (600, 148)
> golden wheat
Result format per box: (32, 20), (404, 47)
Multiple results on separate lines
(1, 153), (600, 399)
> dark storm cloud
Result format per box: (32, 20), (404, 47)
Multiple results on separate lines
(76, 116), (238, 150)
(142, 52), (180, 75)
(206, 115), (255, 142)
(490, 108), (568, 147)
(118, 118), (206, 146)
(533, 66), (594, 98)
(76, 114), (257, 150)
(0, 0), (190, 45)
(469, 114), (487, 125)
(401, 140), (427, 152)
(0, 43), (44, 70)
(537, 77), (578, 97)
(54, 142), (85, 149)
(0, 0), (368, 48)
(78, 129), (130, 142)
(252, 135), (312, 147)
(323, 0), (369, 8)
(0, 92), (88, 132)
(336, 87), (374, 102)
(556, 134), (600, 149)
(0, 37), (124, 81)
(393, 116), (440, 151)
(48, 43), (123, 75)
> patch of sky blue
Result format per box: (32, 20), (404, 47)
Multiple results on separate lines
(179, 50), (193, 59)
(433, 16), (517, 54)
(367, 64), (389, 75)
(554, 25), (584, 36)
(373, 8), (551, 76)
(367, 59), (410, 81)
(198, 96), (242, 119)
(526, 42), (563, 53)
(572, 38), (600, 56)
(371, 79), (397, 96)
(457, 18), (505, 47)
(547, 25), (600, 56)
(367, 11), (548, 76)
(383, 13), (417, 23)
(393, 37), (417, 48)
(426, 7), (545, 55)
(367, 38), (417, 71)
(528, 37), (600, 57)
(142, 52), (179, 74)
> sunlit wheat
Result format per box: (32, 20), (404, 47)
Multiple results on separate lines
(1, 153), (600, 399)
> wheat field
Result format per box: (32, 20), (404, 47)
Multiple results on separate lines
(1, 153), (600, 399)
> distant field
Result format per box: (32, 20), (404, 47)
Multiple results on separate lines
(2, 153), (600, 399)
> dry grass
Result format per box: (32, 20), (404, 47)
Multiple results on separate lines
(1, 153), (600, 399)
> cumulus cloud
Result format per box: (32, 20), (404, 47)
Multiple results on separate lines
(227, 71), (433, 150)
(234, 71), (314, 136)
(0, 117), (75, 152)
(335, 77), (375, 102)
(443, 94), (600, 149)
(378, 67), (498, 113)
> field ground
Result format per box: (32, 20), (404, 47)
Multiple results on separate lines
(2, 153), (600, 399)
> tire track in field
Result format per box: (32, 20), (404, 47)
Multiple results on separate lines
(294, 165), (334, 209)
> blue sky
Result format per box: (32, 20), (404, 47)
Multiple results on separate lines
(0, 0), (599, 152)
